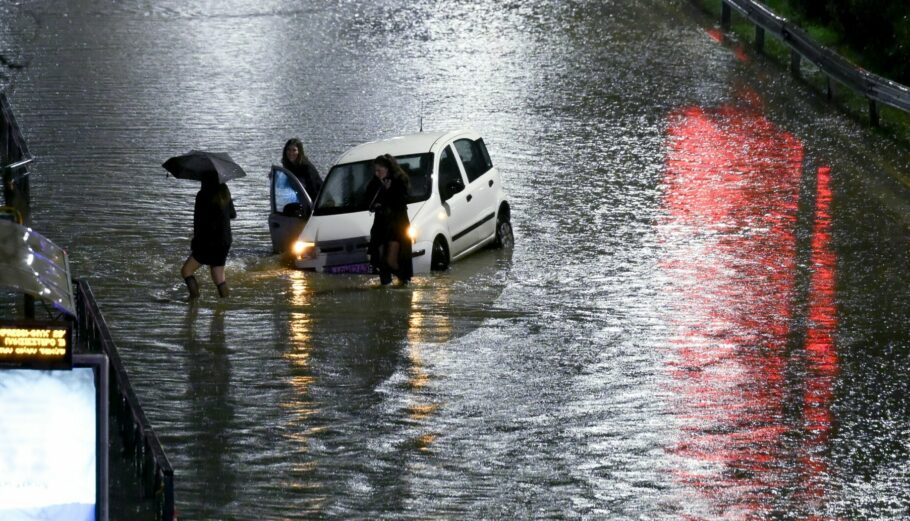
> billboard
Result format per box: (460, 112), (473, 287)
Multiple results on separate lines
(0, 354), (109, 521)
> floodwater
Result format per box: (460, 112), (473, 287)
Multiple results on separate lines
(3, 0), (910, 519)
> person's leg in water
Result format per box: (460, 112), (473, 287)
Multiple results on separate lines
(181, 256), (202, 298)
(377, 243), (393, 285)
(211, 265), (229, 297)
(385, 241), (402, 284)
(386, 241), (410, 284)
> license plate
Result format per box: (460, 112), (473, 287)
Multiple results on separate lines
(324, 263), (373, 274)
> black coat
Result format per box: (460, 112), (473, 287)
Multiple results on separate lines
(191, 183), (236, 266)
(282, 157), (323, 200)
(368, 175), (412, 279)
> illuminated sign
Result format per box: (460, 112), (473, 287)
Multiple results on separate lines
(0, 354), (109, 520)
(0, 320), (73, 369)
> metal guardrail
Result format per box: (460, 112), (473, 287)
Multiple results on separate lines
(720, 0), (910, 126)
(3, 89), (175, 519)
(74, 279), (176, 521)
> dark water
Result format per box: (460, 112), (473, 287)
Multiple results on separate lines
(3, 0), (910, 519)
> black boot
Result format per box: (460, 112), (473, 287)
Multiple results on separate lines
(184, 276), (200, 299)
(217, 281), (229, 298)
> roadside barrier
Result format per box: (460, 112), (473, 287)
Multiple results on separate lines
(75, 279), (176, 521)
(4, 89), (175, 520)
(718, 0), (910, 127)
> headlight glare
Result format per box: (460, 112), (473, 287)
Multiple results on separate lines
(292, 240), (314, 256)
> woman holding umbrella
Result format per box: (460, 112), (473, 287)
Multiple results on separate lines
(164, 150), (243, 299)
(181, 171), (237, 298)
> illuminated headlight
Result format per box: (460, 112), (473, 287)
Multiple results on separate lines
(407, 226), (418, 241)
(292, 240), (315, 257)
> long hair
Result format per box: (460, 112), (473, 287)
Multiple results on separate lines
(201, 171), (231, 209)
(282, 138), (307, 167)
(372, 154), (410, 189)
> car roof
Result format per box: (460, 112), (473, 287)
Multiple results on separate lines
(334, 129), (479, 165)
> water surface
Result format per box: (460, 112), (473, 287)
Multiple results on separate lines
(3, 0), (910, 518)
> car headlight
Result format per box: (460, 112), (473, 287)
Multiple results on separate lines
(292, 240), (315, 257)
(407, 226), (417, 242)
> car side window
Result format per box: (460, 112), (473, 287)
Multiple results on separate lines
(453, 138), (492, 183)
(397, 154), (432, 202)
(438, 146), (464, 200)
(273, 167), (311, 216)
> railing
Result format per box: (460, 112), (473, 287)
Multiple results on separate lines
(719, 0), (910, 126)
(74, 279), (176, 521)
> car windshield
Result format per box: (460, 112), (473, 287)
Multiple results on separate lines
(313, 153), (433, 215)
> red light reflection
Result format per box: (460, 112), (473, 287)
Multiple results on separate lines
(703, 27), (750, 63)
(797, 166), (839, 508)
(662, 102), (838, 518)
(706, 28), (724, 43)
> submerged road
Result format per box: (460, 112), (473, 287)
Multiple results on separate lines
(3, 0), (910, 518)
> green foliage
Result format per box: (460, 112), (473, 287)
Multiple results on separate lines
(793, 0), (830, 20)
(805, 0), (910, 83)
(804, 24), (839, 47)
(690, 0), (910, 142)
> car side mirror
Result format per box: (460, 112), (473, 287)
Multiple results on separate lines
(282, 202), (309, 218)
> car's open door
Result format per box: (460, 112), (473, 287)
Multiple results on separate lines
(269, 165), (314, 254)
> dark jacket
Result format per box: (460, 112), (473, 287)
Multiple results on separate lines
(282, 157), (323, 201)
(191, 182), (236, 266)
(368, 175), (412, 279)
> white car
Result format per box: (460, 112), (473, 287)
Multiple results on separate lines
(290, 129), (513, 273)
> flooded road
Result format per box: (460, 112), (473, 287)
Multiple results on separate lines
(4, 0), (910, 518)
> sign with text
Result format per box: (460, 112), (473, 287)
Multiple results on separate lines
(0, 320), (73, 369)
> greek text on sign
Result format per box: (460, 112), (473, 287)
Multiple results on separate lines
(0, 320), (73, 369)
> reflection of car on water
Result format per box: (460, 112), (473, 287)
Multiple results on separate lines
(289, 129), (513, 273)
(268, 165), (316, 254)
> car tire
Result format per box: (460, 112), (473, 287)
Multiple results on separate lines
(431, 236), (450, 271)
(493, 217), (514, 249)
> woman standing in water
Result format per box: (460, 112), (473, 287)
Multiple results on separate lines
(181, 171), (237, 299)
(281, 137), (322, 200)
(368, 154), (412, 285)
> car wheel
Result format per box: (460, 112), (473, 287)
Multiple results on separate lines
(431, 236), (450, 271)
(493, 217), (514, 249)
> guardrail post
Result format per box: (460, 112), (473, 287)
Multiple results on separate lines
(790, 50), (801, 77)
(755, 26), (765, 54)
(74, 279), (176, 521)
(709, 0), (910, 131)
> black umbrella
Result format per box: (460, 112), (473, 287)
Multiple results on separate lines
(162, 150), (247, 183)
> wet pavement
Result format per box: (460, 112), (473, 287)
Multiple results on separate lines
(3, 0), (910, 518)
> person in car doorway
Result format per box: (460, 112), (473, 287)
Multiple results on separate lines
(368, 154), (412, 285)
(181, 171), (237, 299)
(281, 137), (322, 200)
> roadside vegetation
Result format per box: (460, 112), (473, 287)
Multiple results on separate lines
(690, 0), (910, 143)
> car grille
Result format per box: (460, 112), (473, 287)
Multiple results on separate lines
(316, 237), (370, 265)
